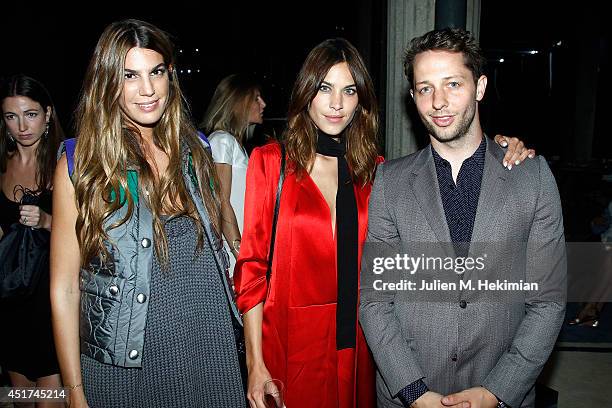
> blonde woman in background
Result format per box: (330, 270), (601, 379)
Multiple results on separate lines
(201, 74), (266, 277)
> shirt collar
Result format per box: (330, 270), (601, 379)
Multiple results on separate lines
(431, 136), (486, 169)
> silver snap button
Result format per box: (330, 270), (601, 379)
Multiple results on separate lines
(109, 285), (119, 295)
(136, 293), (147, 304)
(128, 350), (139, 360)
(141, 238), (151, 248)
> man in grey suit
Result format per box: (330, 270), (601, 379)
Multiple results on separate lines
(359, 28), (566, 408)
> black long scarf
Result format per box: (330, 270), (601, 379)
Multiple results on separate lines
(316, 130), (358, 350)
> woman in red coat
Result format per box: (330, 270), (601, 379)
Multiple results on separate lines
(235, 38), (379, 408)
(234, 38), (534, 408)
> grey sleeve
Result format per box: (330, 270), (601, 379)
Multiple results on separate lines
(482, 156), (567, 407)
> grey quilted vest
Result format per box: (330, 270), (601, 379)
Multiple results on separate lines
(59, 138), (241, 368)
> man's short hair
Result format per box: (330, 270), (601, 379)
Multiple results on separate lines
(404, 28), (486, 89)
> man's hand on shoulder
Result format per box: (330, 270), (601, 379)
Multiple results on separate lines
(441, 386), (498, 408)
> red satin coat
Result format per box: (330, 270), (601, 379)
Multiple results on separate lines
(234, 143), (377, 408)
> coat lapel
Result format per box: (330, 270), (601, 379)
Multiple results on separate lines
(409, 147), (453, 246)
(470, 139), (508, 251)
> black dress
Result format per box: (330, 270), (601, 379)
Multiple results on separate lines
(0, 188), (60, 380)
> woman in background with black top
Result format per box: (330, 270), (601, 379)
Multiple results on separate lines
(0, 74), (64, 402)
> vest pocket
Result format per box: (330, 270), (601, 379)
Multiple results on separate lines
(79, 268), (124, 353)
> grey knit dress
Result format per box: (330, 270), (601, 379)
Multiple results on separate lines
(81, 216), (246, 408)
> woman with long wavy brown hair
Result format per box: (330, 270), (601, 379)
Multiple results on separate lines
(50, 19), (245, 408)
(235, 37), (380, 408)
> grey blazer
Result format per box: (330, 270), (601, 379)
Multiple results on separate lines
(359, 139), (566, 408)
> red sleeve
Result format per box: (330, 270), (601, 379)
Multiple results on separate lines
(234, 143), (281, 314)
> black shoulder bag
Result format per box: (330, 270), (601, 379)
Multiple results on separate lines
(266, 144), (286, 289)
(0, 192), (49, 300)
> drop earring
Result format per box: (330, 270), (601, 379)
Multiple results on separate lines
(43, 123), (49, 138)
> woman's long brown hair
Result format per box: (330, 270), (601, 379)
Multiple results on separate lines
(73, 19), (221, 267)
(285, 38), (379, 185)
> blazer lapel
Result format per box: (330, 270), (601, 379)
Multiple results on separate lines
(470, 139), (508, 249)
(409, 147), (453, 246)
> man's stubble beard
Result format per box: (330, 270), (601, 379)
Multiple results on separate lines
(424, 100), (477, 145)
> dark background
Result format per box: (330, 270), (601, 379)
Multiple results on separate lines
(0, 3), (384, 133)
(2, 1), (610, 240)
